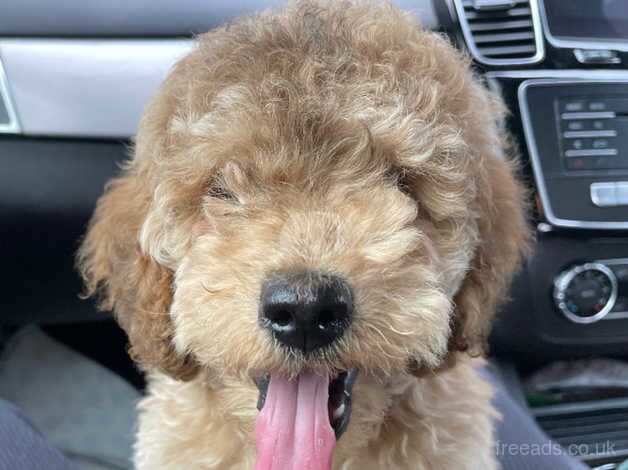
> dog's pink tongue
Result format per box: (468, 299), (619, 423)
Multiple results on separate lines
(255, 371), (335, 470)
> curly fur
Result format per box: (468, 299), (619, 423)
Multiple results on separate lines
(78, 1), (530, 468)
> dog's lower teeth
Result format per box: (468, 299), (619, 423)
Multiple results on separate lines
(333, 403), (345, 420)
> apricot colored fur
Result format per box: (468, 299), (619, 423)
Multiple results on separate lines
(78, 2), (529, 468)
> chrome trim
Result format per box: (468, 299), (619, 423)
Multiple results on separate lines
(606, 311), (628, 320)
(532, 396), (628, 417)
(0, 39), (193, 138)
(598, 257), (628, 266)
(596, 258), (628, 320)
(488, 69), (628, 80)
(565, 149), (617, 158)
(452, 0), (545, 66)
(563, 130), (617, 139)
(592, 464), (617, 470)
(539, 0), (628, 53)
(444, 0), (458, 19)
(0, 56), (20, 134)
(561, 111), (615, 120)
(472, 0), (517, 10)
(553, 263), (618, 324)
(518, 78), (628, 230)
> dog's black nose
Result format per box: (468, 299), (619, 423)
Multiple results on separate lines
(260, 272), (353, 353)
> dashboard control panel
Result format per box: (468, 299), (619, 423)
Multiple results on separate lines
(519, 79), (628, 229)
(558, 97), (628, 172)
(553, 259), (628, 324)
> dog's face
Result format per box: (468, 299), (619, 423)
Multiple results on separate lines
(171, 143), (453, 380)
(78, 1), (529, 461)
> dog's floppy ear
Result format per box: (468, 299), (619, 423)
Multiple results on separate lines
(449, 146), (530, 357)
(411, 146), (529, 379)
(77, 171), (200, 381)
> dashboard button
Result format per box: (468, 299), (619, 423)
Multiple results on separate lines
(567, 156), (615, 170)
(616, 182), (628, 205)
(563, 101), (585, 112)
(590, 182), (617, 207)
(574, 49), (620, 65)
(566, 157), (587, 170)
(593, 156), (615, 169)
(570, 139), (584, 150)
(553, 263), (618, 324)
(592, 138), (611, 149)
(566, 120), (584, 131)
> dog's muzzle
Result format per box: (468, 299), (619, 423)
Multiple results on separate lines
(254, 272), (357, 469)
(258, 271), (353, 353)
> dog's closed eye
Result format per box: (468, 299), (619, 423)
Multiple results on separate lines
(207, 177), (239, 203)
(207, 161), (248, 205)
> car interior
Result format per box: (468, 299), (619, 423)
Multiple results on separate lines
(2, 1), (628, 469)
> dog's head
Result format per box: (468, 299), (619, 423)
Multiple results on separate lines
(78, 1), (529, 463)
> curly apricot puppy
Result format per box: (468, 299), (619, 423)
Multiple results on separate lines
(78, 1), (529, 469)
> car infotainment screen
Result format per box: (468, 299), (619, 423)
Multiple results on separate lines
(543, 0), (628, 42)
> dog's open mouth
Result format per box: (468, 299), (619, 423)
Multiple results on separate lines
(253, 368), (358, 470)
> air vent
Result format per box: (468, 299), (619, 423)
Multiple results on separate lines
(533, 399), (628, 463)
(453, 0), (544, 66)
